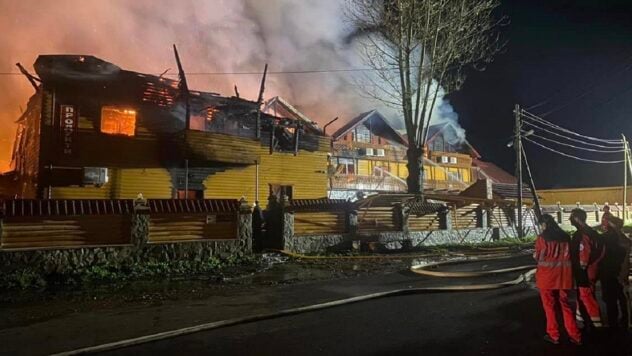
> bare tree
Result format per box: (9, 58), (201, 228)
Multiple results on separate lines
(346, 0), (506, 195)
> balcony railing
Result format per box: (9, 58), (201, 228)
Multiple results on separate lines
(330, 175), (474, 193)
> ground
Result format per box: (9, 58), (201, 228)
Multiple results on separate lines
(1, 250), (630, 356)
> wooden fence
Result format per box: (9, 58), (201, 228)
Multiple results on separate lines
(0, 199), (242, 249)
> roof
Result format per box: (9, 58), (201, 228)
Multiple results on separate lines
(492, 183), (534, 200)
(331, 110), (408, 146)
(263, 96), (322, 134)
(473, 159), (516, 184)
(426, 122), (481, 158)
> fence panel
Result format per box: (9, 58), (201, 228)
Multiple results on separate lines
(1, 215), (131, 249)
(293, 211), (347, 235)
(451, 204), (479, 230)
(408, 213), (441, 231)
(357, 207), (401, 233)
(148, 212), (238, 243)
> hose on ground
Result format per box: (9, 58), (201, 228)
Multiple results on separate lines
(52, 255), (536, 356)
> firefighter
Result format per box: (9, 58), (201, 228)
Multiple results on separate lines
(600, 215), (631, 330)
(535, 214), (582, 345)
(569, 208), (605, 330)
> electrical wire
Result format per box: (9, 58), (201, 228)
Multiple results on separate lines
(523, 137), (625, 164)
(522, 120), (624, 150)
(521, 109), (623, 145)
(526, 132), (625, 153)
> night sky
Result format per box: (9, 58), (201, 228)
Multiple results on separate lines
(451, 0), (632, 189)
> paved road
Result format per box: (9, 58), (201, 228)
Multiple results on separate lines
(99, 257), (631, 356)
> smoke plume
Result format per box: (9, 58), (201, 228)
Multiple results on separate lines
(0, 0), (464, 172)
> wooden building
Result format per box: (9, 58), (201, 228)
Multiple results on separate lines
(329, 110), (509, 199)
(6, 55), (329, 206)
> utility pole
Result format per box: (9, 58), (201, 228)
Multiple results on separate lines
(623, 134), (629, 222)
(514, 104), (523, 239)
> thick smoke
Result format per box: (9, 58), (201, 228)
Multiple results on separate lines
(0, 0), (464, 172)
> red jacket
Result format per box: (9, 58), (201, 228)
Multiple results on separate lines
(534, 235), (574, 290)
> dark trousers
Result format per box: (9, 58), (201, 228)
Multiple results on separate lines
(601, 277), (629, 328)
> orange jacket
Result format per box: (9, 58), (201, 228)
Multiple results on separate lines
(534, 235), (574, 290)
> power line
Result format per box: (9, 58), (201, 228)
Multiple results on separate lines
(522, 120), (624, 149)
(521, 109), (623, 144)
(523, 137), (624, 164)
(527, 132), (625, 153)
(0, 66), (405, 77)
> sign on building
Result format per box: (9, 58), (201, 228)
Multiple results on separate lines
(60, 105), (77, 155)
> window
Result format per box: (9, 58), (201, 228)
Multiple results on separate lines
(337, 158), (355, 175)
(101, 106), (136, 136)
(376, 148), (385, 157)
(83, 167), (109, 186)
(269, 184), (293, 200)
(354, 125), (371, 143)
(449, 156), (457, 164)
(365, 148), (375, 156)
(441, 156), (449, 164)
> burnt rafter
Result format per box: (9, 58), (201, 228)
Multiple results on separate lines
(172, 44), (191, 129)
(15, 63), (41, 92)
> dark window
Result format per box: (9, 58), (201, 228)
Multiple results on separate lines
(177, 190), (203, 199)
(269, 184), (293, 201)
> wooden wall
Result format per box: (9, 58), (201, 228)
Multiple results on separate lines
(148, 213), (238, 243)
(538, 186), (631, 205)
(1, 215), (131, 249)
(293, 211), (347, 235)
(51, 168), (172, 199)
(204, 149), (328, 208)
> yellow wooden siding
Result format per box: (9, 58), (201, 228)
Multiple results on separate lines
(357, 159), (370, 176)
(51, 184), (112, 199)
(50, 168), (172, 199)
(112, 168), (173, 199)
(538, 186), (632, 205)
(398, 163), (408, 178)
(204, 149), (328, 208)
(461, 168), (471, 182)
(432, 166), (446, 180)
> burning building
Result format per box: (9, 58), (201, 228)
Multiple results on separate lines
(5, 55), (330, 204)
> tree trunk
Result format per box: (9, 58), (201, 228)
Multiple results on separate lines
(406, 146), (424, 195)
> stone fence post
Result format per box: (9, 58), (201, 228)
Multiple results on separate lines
(131, 194), (150, 248)
(476, 206), (488, 228)
(348, 210), (358, 237)
(281, 195), (293, 250)
(439, 206), (452, 230)
(395, 203), (409, 234)
(239, 198), (253, 253)
(556, 202), (563, 224)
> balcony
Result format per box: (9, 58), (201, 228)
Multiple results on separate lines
(330, 175), (407, 192)
(330, 175), (473, 193)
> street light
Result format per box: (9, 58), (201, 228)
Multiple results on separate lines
(506, 129), (534, 147)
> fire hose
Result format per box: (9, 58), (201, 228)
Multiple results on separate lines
(53, 254), (536, 356)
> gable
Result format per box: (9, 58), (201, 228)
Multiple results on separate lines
(331, 110), (407, 146)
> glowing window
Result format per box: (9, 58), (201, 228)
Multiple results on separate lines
(101, 107), (137, 136)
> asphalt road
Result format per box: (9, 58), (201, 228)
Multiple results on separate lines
(98, 258), (631, 356)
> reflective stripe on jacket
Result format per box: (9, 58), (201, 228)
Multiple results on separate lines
(535, 235), (574, 290)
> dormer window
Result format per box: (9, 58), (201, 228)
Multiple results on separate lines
(101, 106), (136, 136)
